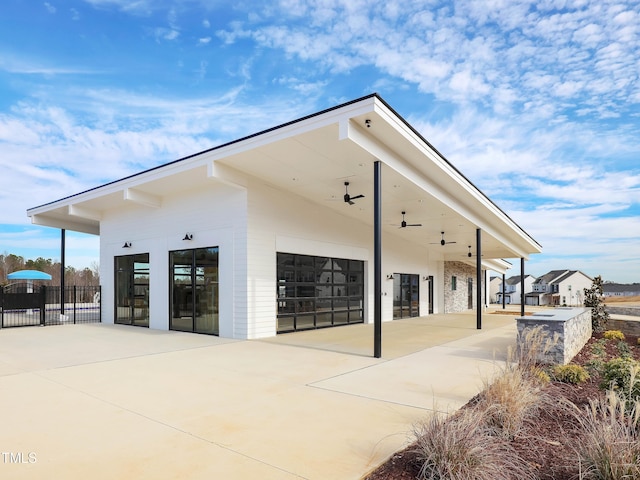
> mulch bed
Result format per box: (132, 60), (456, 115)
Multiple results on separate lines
(364, 331), (640, 480)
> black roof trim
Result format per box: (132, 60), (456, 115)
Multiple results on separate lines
(28, 94), (378, 211)
(371, 95), (541, 249)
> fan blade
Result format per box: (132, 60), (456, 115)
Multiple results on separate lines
(350, 194), (365, 200)
(348, 200), (355, 205)
(407, 223), (422, 227)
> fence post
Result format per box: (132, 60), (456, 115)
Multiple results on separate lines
(40, 285), (46, 326)
(1, 288), (3, 328)
(73, 286), (77, 324)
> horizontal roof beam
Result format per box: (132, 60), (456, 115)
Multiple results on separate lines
(123, 188), (161, 208)
(31, 214), (99, 235)
(68, 204), (102, 221)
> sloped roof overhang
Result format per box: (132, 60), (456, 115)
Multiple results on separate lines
(27, 94), (541, 265)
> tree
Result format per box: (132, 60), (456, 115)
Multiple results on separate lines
(584, 275), (609, 332)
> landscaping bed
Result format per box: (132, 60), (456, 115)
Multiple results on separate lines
(364, 331), (640, 480)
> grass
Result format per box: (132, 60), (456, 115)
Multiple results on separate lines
(409, 327), (640, 480)
(576, 390), (640, 479)
(411, 326), (553, 478)
(412, 408), (535, 480)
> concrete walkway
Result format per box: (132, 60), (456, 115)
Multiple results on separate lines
(0, 311), (518, 479)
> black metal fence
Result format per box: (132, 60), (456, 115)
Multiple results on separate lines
(0, 285), (101, 328)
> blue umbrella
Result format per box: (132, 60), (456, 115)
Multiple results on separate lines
(7, 270), (52, 281)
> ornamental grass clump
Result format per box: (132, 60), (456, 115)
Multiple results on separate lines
(412, 408), (534, 480)
(477, 325), (554, 439)
(576, 390), (640, 480)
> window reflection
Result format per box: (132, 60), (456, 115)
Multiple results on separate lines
(170, 247), (219, 335)
(276, 253), (364, 333)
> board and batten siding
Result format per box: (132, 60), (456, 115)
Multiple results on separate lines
(99, 182), (247, 335)
(245, 178), (441, 336)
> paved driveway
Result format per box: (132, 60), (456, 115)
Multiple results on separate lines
(0, 312), (516, 479)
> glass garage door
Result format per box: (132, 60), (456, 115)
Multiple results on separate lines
(276, 253), (364, 333)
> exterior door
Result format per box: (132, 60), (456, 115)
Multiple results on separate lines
(115, 253), (150, 327)
(170, 247), (219, 335)
(393, 274), (419, 319)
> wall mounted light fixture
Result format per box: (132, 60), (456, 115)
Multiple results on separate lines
(183, 233), (193, 241)
(122, 242), (132, 248)
(386, 274), (394, 280)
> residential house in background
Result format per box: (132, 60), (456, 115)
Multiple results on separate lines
(526, 270), (592, 306)
(603, 283), (640, 297)
(496, 274), (536, 305)
(489, 276), (502, 303)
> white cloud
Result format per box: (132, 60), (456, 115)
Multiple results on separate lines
(0, 88), (316, 226)
(44, 2), (56, 14)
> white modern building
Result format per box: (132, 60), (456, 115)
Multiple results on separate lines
(27, 94), (542, 343)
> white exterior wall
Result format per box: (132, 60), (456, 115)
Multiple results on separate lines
(245, 178), (440, 338)
(99, 174), (444, 340)
(99, 181), (247, 337)
(557, 273), (591, 306)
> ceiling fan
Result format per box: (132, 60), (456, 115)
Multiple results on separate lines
(430, 231), (456, 246)
(343, 181), (364, 205)
(462, 245), (484, 258)
(395, 211), (422, 228)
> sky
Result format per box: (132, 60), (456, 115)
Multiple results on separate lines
(0, 0), (638, 282)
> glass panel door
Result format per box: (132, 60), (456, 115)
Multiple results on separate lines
(170, 247), (219, 335)
(194, 247), (219, 335)
(115, 253), (150, 327)
(393, 274), (419, 319)
(170, 250), (193, 332)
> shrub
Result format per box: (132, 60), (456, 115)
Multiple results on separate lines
(584, 276), (610, 332)
(617, 341), (632, 358)
(576, 390), (640, 479)
(591, 338), (607, 357)
(412, 408), (535, 480)
(552, 364), (590, 384)
(603, 330), (625, 341)
(600, 357), (640, 403)
(532, 367), (551, 384)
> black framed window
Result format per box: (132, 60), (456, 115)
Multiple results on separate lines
(170, 247), (219, 335)
(276, 253), (364, 333)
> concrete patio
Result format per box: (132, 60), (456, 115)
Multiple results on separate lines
(0, 310), (519, 479)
